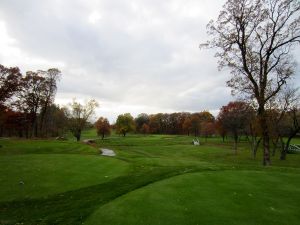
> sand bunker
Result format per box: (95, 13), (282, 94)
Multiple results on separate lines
(101, 148), (116, 156)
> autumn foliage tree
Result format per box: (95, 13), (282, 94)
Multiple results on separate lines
(43, 104), (68, 137)
(14, 69), (61, 137)
(215, 119), (227, 142)
(95, 117), (111, 139)
(189, 112), (214, 137)
(217, 101), (254, 154)
(201, 121), (215, 141)
(135, 113), (150, 132)
(148, 114), (163, 134)
(21, 72), (46, 137)
(202, 0), (300, 165)
(133, 112), (215, 136)
(182, 117), (192, 136)
(0, 65), (22, 105)
(0, 65), (22, 136)
(0, 64), (62, 138)
(141, 123), (150, 135)
(190, 114), (201, 137)
(116, 113), (135, 137)
(37, 69), (61, 134)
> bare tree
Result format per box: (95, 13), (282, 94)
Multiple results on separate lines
(202, 0), (300, 165)
(269, 87), (300, 160)
(267, 87), (298, 156)
(65, 99), (99, 141)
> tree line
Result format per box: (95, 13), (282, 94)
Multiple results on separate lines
(95, 112), (215, 139)
(1, 63), (299, 162)
(97, 95), (300, 162)
(2, 0), (299, 166)
(0, 64), (66, 138)
(1, 62), (298, 156)
(0, 64), (99, 140)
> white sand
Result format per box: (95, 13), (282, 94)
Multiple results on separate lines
(101, 148), (116, 156)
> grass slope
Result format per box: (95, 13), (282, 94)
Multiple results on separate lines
(0, 154), (129, 202)
(86, 170), (300, 225)
(0, 132), (300, 225)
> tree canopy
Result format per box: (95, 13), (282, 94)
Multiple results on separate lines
(95, 117), (111, 139)
(65, 99), (99, 141)
(202, 0), (300, 165)
(116, 113), (135, 137)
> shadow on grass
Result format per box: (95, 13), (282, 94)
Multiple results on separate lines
(0, 165), (219, 225)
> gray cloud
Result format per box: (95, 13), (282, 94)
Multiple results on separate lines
(2, 0), (297, 122)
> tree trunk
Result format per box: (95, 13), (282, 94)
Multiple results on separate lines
(34, 120), (38, 137)
(280, 137), (291, 160)
(280, 143), (289, 160)
(259, 111), (271, 166)
(234, 134), (238, 155)
(31, 113), (38, 138)
(280, 129), (300, 160)
(76, 135), (80, 141)
(39, 110), (46, 137)
(39, 103), (49, 137)
(252, 142), (257, 159)
(252, 138), (262, 159)
(75, 129), (81, 141)
(272, 136), (279, 156)
(18, 129), (23, 138)
(25, 124), (29, 139)
(0, 125), (3, 137)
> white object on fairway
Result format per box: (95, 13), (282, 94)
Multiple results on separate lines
(193, 139), (200, 145)
(101, 148), (116, 156)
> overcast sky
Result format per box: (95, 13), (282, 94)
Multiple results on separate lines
(0, 0), (299, 122)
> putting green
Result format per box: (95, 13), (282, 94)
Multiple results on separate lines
(0, 154), (129, 202)
(85, 170), (300, 225)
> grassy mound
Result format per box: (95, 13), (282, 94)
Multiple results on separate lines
(0, 154), (129, 202)
(85, 170), (300, 225)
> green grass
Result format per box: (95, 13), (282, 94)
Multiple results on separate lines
(0, 154), (129, 202)
(0, 132), (300, 225)
(0, 139), (98, 155)
(86, 170), (300, 225)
